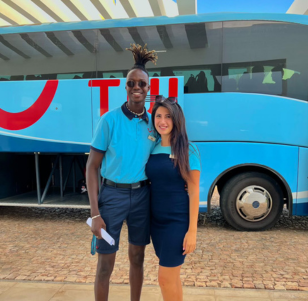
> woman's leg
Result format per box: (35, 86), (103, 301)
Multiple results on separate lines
(158, 265), (182, 301)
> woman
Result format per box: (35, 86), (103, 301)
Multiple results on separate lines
(145, 97), (201, 301)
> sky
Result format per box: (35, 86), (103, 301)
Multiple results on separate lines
(195, 0), (295, 14)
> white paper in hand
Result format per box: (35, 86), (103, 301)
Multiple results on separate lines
(86, 217), (115, 246)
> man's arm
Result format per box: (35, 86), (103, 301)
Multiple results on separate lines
(86, 149), (105, 238)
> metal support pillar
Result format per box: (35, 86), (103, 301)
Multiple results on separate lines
(76, 156), (85, 179)
(35, 152), (41, 204)
(72, 158), (76, 193)
(59, 155), (63, 198)
(63, 156), (74, 192)
(41, 155), (59, 204)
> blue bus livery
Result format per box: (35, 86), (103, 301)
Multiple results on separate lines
(1, 13), (308, 231)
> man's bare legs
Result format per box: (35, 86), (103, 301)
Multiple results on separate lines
(95, 245), (145, 301)
(129, 244), (146, 301)
(95, 253), (116, 301)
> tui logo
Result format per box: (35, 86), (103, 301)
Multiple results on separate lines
(0, 80), (58, 131)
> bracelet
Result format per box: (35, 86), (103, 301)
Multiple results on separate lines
(92, 214), (101, 220)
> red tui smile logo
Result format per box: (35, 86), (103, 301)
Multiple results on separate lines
(0, 80), (58, 131)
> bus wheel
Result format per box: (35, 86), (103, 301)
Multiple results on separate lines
(220, 172), (284, 231)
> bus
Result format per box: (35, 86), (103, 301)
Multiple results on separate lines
(1, 12), (308, 231)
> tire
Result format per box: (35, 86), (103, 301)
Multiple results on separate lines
(220, 172), (284, 231)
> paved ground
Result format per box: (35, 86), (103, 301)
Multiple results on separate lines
(1, 192), (308, 292)
(1, 281), (308, 301)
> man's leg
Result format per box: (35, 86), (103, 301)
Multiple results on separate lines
(127, 185), (150, 301)
(95, 252), (116, 301)
(129, 244), (146, 301)
(95, 185), (129, 300)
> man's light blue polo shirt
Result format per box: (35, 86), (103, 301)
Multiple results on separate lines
(91, 102), (156, 184)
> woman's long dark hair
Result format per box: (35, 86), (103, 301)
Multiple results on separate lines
(152, 101), (190, 181)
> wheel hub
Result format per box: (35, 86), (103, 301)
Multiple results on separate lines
(236, 185), (272, 222)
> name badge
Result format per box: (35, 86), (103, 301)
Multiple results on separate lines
(148, 135), (156, 142)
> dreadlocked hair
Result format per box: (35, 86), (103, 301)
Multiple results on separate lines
(126, 43), (158, 75)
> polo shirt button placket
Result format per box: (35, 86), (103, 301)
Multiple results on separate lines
(138, 119), (142, 139)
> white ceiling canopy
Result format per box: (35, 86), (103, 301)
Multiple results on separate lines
(0, 0), (197, 27)
(287, 0), (308, 15)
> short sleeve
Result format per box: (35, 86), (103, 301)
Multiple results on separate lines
(90, 115), (111, 153)
(189, 143), (201, 171)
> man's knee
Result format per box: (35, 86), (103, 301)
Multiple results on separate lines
(129, 245), (145, 267)
(96, 254), (115, 281)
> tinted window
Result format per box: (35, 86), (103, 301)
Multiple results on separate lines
(96, 22), (223, 93)
(96, 27), (133, 79)
(0, 29), (98, 80)
(147, 22), (222, 93)
(222, 21), (308, 101)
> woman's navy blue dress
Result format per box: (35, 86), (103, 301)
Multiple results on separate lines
(145, 142), (201, 267)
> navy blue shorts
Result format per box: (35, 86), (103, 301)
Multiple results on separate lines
(96, 184), (150, 254)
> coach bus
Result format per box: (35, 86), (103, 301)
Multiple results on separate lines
(1, 13), (308, 231)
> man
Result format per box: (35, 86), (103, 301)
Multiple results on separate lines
(86, 44), (158, 301)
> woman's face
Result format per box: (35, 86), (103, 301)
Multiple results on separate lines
(154, 106), (173, 137)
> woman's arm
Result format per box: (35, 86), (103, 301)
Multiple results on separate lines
(183, 170), (200, 255)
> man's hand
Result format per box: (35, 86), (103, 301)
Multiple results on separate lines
(91, 216), (106, 239)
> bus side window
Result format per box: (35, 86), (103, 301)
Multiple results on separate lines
(222, 21), (308, 101)
(222, 77), (237, 92)
(195, 71), (208, 93)
(238, 72), (250, 92)
(250, 66), (266, 93)
(25, 75), (38, 80)
(185, 75), (197, 93)
(82, 71), (96, 79)
(10, 75), (24, 81)
(160, 68), (175, 77)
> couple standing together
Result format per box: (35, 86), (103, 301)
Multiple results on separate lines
(86, 44), (201, 301)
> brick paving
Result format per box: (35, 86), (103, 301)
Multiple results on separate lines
(1, 191), (308, 291)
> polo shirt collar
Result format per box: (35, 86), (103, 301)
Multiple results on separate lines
(121, 102), (149, 123)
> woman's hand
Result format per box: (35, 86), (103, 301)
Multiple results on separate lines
(182, 229), (197, 255)
(91, 216), (106, 239)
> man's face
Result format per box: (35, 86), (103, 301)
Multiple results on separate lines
(125, 69), (150, 104)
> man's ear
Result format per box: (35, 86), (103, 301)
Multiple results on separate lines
(147, 85), (150, 92)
